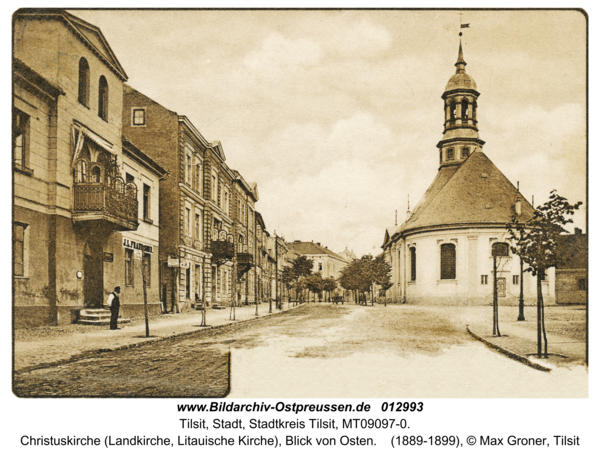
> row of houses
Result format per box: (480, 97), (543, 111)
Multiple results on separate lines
(12, 9), (286, 328)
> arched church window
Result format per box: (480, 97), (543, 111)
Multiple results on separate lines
(491, 242), (510, 257)
(410, 247), (417, 281)
(440, 244), (456, 280)
(78, 58), (90, 106)
(75, 159), (89, 183)
(461, 99), (469, 119)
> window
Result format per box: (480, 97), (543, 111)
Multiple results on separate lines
(78, 58), (90, 106)
(194, 160), (201, 193)
(13, 223), (27, 277)
(132, 108), (146, 126)
(578, 278), (586, 291)
(195, 212), (201, 239)
(90, 165), (103, 183)
(440, 243), (456, 280)
(143, 183), (151, 221)
(481, 275), (488, 285)
(185, 151), (192, 186)
(75, 160), (88, 183)
(125, 249), (134, 286)
(223, 189), (229, 215)
(98, 76), (108, 121)
(513, 275), (519, 285)
(539, 269), (547, 281)
(461, 99), (469, 119)
(450, 100), (456, 121)
(143, 252), (151, 287)
(13, 108), (30, 171)
(447, 148), (455, 160)
(492, 242), (510, 257)
(318, 263), (323, 271)
(212, 172), (218, 201)
(185, 208), (191, 236)
(461, 147), (469, 159)
(126, 173), (135, 184)
(410, 247), (417, 281)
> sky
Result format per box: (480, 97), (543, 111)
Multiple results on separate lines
(68, 8), (587, 256)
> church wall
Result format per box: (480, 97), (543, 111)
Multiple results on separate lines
(385, 227), (554, 306)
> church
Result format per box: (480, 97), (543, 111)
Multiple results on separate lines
(382, 42), (555, 305)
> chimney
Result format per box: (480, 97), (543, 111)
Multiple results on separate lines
(574, 227), (582, 235)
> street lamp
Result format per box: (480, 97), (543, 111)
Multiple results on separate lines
(517, 256), (525, 321)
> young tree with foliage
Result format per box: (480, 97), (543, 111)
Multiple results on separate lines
(507, 190), (582, 358)
(305, 273), (324, 302)
(291, 256), (314, 302)
(338, 259), (369, 304)
(322, 277), (338, 302)
(281, 265), (297, 303)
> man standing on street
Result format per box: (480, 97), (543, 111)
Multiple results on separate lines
(107, 286), (121, 330)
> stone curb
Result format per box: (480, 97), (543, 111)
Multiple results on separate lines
(466, 325), (551, 372)
(15, 303), (306, 375)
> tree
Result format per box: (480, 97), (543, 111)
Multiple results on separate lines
(291, 256), (314, 302)
(322, 278), (337, 302)
(281, 266), (296, 303)
(305, 273), (324, 302)
(507, 190), (582, 358)
(338, 259), (370, 304)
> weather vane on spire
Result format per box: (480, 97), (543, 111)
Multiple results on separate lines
(459, 12), (470, 37)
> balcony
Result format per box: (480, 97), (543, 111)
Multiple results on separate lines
(237, 252), (254, 275)
(210, 240), (234, 265)
(73, 183), (139, 232)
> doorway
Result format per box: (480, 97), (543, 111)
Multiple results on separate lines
(83, 240), (104, 307)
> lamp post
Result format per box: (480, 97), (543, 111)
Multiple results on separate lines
(274, 230), (279, 310)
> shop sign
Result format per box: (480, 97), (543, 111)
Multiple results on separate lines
(123, 238), (154, 253)
(167, 257), (179, 267)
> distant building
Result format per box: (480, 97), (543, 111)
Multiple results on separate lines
(287, 241), (348, 284)
(13, 10), (165, 327)
(382, 42), (553, 305)
(555, 229), (587, 305)
(338, 247), (357, 263)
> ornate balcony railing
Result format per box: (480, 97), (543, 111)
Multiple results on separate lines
(73, 183), (138, 230)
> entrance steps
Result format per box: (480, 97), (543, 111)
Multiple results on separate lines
(78, 308), (131, 326)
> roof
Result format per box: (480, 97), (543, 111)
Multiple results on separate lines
(556, 234), (588, 270)
(13, 58), (65, 99)
(16, 9), (128, 81)
(287, 241), (347, 263)
(122, 136), (169, 178)
(394, 150), (534, 237)
(444, 41), (477, 93)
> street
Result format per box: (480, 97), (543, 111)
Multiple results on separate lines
(13, 303), (587, 398)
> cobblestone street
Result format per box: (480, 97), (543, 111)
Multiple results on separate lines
(13, 303), (587, 398)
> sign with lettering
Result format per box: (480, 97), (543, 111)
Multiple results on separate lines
(167, 257), (179, 267)
(103, 252), (113, 262)
(123, 238), (153, 253)
(180, 260), (190, 269)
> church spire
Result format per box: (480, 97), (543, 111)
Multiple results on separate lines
(455, 40), (466, 71)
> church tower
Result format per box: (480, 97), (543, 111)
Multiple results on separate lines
(436, 41), (485, 168)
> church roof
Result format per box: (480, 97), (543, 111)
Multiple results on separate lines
(445, 41), (477, 92)
(397, 150), (534, 235)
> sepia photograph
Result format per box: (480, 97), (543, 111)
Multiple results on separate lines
(11, 7), (588, 403)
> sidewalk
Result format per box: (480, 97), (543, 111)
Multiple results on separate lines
(14, 301), (301, 373)
(464, 305), (587, 371)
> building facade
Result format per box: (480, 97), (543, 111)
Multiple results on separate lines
(122, 85), (260, 311)
(13, 10), (165, 327)
(555, 229), (587, 305)
(382, 42), (554, 306)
